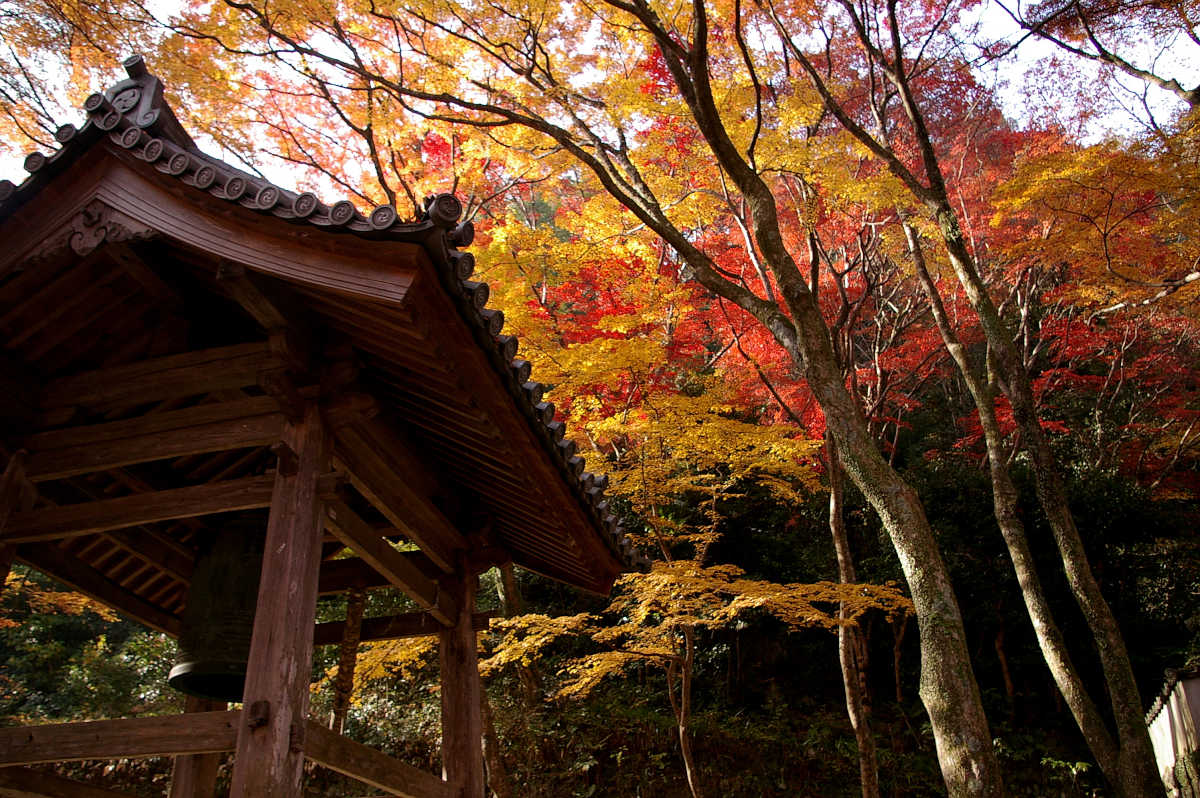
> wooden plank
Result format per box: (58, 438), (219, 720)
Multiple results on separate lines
(26, 413), (281, 482)
(0, 765), (139, 798)
(230, 404), (329, 797)
(323, 500), (454, 626)
(26, 396), (279, 451)
(14, 543), (181, 636)
(333, 418), (465, 573)
(303, 721), (456, 798)
(169, 697), (226, 798)
(439, 571), (484, 798)
(3, 476), (276, 543)
(40, 342), (280, 409)
(313, 611), (493, 647)
(0, 712), (238, 765)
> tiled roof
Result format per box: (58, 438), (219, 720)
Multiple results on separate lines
(0, 54), (647, 574)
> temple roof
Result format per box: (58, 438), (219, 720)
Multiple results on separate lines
(0, 55), (645, 617)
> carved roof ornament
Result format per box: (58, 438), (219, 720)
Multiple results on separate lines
(0, 55), (647, 573)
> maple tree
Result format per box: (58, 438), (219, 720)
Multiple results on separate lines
(2, 0), (1200, 794)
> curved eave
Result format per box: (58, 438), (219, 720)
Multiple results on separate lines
(0, 57), (647, 588)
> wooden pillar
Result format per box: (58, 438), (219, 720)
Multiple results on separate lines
(439, 570), (484, 798)
(230, 404), (329, 797)
(169, 696), (227, 798)
(0, 450), (29, 600)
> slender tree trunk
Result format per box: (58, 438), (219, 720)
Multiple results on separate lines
(993, 623), (1015, 721)
(480, 694), (514, 798)
(828, 431), (881, 798)
(330, 586), (366, 735)
(480, 564), (520, 798)
(906, 222), (1141, 791)
(892, 616), (907, 705)
(675, 626), (703, 798)
(628, 18), (1002, 789)
(929, 210), (1160, 797)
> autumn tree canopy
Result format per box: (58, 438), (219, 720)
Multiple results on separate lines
(0, 0), (1198, 795)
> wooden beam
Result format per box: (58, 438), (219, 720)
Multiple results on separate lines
(317, 558), (391, 595)
(39, 342), (282, 410)
(216, 260), (289, 330)
(2, 476), (275, 544)
(313, 611), (494, 647)
(333, 418), (465, 573)
(169, 697), (226, 798)
(26, 396), (279, 451)
(231, 404), (328, 797)
(439, 571), (484, 798)
(14, 543), (181, 637)
(100, 526), (194, 583)
(322, 500), (454, 626)
(303, 721), (456, 798)
(0, 766), (139, 798)
(0, 712), (238, 765)
(26, 408), (282, 482)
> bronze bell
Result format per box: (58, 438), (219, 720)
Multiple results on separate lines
(169, 515), (266, 702)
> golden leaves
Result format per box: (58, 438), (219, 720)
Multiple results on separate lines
(489, 561), (915, 700)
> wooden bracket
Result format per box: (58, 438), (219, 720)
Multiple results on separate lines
(268, 329), (310, 375)
(316, 471), (349, 502)
(246, 700), (270, 730)
(270, 442), (299, 477)
(258, 368), (307, 423)
(321, 391), (379, 430)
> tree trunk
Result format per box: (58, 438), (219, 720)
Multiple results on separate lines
(329, 586), (365, 736)
(480, 565), (520, 798)
(828, 431), (882, 798)
(677, 626), (703, 798)
(905, 223), (1126, 784)
(480, 694), (514, 798)
(930, 209), (1160, 797)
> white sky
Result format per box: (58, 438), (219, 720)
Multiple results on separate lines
(2, 0), (1195, 184)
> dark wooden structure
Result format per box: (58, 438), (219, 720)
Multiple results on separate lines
(0, 56), (642, 797)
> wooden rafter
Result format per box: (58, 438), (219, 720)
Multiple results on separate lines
(317, 555), (430, 594)
(322, 498), (455, 626)
(26, 408), (282, 482)
(2, 475), (275, 543)
(333, 416), (465, 573)
(14, 543), (181, 636)
(39, 341), (284, 410)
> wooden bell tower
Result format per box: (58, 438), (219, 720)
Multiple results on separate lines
(0, 56), (640, 798)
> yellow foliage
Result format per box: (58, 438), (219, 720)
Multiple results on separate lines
(478, 612), (596, 677)
(546, 561), (911, 700)
(344, 637), (438, 702)
(2, 571), (117, 624)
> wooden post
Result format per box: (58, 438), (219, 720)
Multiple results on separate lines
(439, 569), (484, 798)
(169, 696), (227, 797)
(0, 450), (29, 601)
(230, 404), (329, 797)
